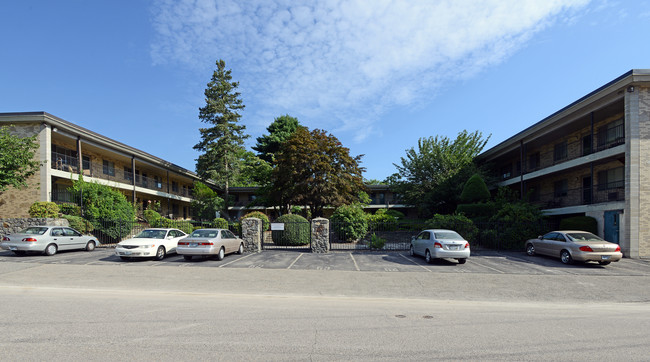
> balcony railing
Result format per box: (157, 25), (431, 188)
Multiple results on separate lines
(529, 186), (624, 209)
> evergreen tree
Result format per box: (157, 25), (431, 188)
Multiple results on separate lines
(252, 114), (300, 163)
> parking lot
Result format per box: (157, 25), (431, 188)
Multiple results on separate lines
(2, 247), (650, 276)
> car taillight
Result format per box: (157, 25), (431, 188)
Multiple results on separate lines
(464, 243), (469, 249)
(434, 242), (442, 248)
(200, 242), (213, 246)
(2, 236), (9, 241)
(615, 245), (621, 252)
(579, 245), (593, 252)
(22, 238), (37, 242)
(178, 242), (188, 245)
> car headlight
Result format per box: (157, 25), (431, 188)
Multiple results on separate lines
(141, 244), (155, 249)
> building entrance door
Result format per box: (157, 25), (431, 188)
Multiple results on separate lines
(604, 210), (621, 244)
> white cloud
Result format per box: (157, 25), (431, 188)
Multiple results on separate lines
(150, 0), (590, 142)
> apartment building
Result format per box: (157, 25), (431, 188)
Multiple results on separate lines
(476, 69), (650, 258)
(0, 112), (203, 219)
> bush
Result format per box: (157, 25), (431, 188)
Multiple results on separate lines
(143, 209), (162, 226)
(455, 203), (497, 219)
(384, 209), (405, 220)
(368, 233), (386, 249)
(58, 203), (81, 216)
(28, 202), (59, 218)
(61, 215), (94, 234)
(330, 204), (368, 242)
(367, 209), (397, 223)
(271, 214), (310, 246)
(242, 211), (270, 231)
(559, 216), (598, 234)
(425, 213), (478, 241)
(212, 217), (228, 229)
(488, 201), (545, 250)
(460, 173), (491, 203)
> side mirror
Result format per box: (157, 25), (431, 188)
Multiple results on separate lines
(538, 235), (543, 239)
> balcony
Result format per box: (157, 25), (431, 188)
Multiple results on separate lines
(529, 185), (624, 210)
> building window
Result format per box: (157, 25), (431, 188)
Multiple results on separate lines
(597, 118), (624, 150)
(527, 185), (540, 202)
(124, 167), (133, 181)
(154, 176), (162, 189)
(554, 142), (567, 162)
(554, 179), (568, 197)
(598, 167), (624, 190)
(172, 181), (179, 192)
(582, 135), (592, 156)
(102, 160), (115, 176)
(500, 165), (512, 180)
(528, 152), (540, 170)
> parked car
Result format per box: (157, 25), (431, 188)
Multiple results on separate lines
(115, 228), (187, 261)
(176, 228), (244, 261)
(0, 226), (97, 256)
(410, 229), (470, 264)
(525, 231), (622, 265)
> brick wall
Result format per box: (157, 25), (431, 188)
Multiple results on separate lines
(637, 86), (650, 258)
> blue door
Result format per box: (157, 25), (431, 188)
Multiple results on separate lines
(604, 210), (621, 244)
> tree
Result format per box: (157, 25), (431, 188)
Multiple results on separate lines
(190, 181), (224, 220)
(194, 59), (249, 220)
(389, 130), (489, 216)
(252, 114), (301, 163)
(268, 127), (366, 217)
(232, 149), (272, 187)
(0, 126), (40, 195)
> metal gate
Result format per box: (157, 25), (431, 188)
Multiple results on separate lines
(262, 221), (311, 251)
(329, 221), (418, 251)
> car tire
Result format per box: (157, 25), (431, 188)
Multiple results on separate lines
(183, 255), (192, 261)
(12, 250), (26, 256)
(599, 261), (611, 265)
(44, 243), (57, 256)
(560, 250), (573, 265)
(525, 243), (535, 256)
(457, 258), (467, 264)
(154, 246), (166, 261)
(120, 256), (131, 261)
(237, 243), (244, 255)
(409, 245), (415, 257)
(216, 247), (225, 261)
(425, 250), (433, 264)
(85, 241), (96, 251)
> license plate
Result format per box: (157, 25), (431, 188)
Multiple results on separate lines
(602, 255), (611, 260)
(124, 251), (132, 255)
(448, 246), (458, 250)
(190, 243), (198, 247)
(9, 246), (17, 251)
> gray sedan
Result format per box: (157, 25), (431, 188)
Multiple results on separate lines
(525, 230), (622, 265)
(1, 226), (98, 256)
(176, 228), (244, 261)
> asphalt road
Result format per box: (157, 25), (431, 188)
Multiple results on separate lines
(1, 250), (650, 360)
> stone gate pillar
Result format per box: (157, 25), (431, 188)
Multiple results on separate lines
(311, 217), (329, 253)
(241, 217), (262, 253)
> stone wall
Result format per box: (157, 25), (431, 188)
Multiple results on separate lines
(1, 218), (69, 236)
(241, 217), (262, 252)
(310, 218), (329, 253)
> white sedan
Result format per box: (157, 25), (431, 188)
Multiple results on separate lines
(115, 228), (187, 261)
(410, 229), (470, 264)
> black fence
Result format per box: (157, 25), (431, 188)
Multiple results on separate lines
(263, 221), (311, 251)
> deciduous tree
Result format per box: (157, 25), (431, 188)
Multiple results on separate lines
(0, 126), (40, 195)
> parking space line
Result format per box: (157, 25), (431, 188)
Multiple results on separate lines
(218, 252), (258, 268)
(469, 258), (506, 274)
(287, 253), (303, 269)
(349, 253), (360, 271)
(398, 253), (431, 272)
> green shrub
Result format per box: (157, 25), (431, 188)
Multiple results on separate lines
(271, 214), (310, 246)
(212, 217), (228, 229)
(330, 204), (368, 242)
(384, 209), (405, 220)
(425, 213), (478, 241)
(242, 211), (270, 231)
(60, 215), (94, 234)
(456, 203), (497, 219)
(58, 203), (81, 216)
(460, 173), (490, 203)
(368, 233), (386, 249)
(488, 201), (545, 250)
(367, 209), (397, 223)
(143, 209), (162, 226)
(559, 216), (598, 234)
(28, 202), (59, 218)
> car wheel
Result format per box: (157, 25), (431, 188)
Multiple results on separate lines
(183, 255), (192, 261)
(409, 245), (415, 257)
(120, 256), (131, 261)
(237, 243), (244, 255)
(154, 246), (166, 261)
(216, 247), (225, 261)
(599, 261), (611, 265)
(525, 243), (535, 256)
(44, 243), (57, 256)
(12, 250), (26, 256)
(457, 258), (467, 264)
(560, 250), (573, 265)
(425, 250), (433, 264)
(85, 241), (96, 251)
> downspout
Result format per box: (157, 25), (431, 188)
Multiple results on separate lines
(76, 136), (84, 217)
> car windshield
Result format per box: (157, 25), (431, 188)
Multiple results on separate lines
(190, 230), (219, 238)
(20, 227), (48, 235)
(434, 231), (463, 240)
(135, 230), (167, 239)
(566, 232), (604, 242)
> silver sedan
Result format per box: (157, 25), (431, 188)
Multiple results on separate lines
(410, 229), (470, 264)
(176, 228), (244, 261)
(1, 226), (97, 256)
(525, 230), (622, 265)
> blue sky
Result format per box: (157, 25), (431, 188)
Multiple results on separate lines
(2, 0), (649, 181)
